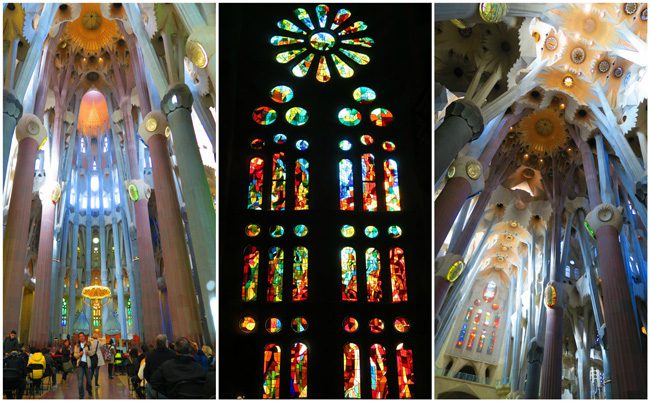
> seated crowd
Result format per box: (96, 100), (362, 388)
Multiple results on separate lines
(3, 330), (215, 399)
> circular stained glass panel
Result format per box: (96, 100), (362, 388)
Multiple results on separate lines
(273, 133), (287, 144)
(388, 225), (402, 238)
(369, 108), (393, 127)
(310, 32), (336, 51)
(269, 85), (294, 103)
(353, 87), (377, 104)
(296, 140), (309, 151)
(245, 224), (261, 237)
(339, 140), (352, 151)
(369, 318), (385, 333)
(265, 317), (282, 334)
(394, 317), (410, 333)
(286, 107), (309, 126)
(341, 225), (355, 238)
(240, 316), (256, 333)
(252, 106), (277, 125)
(338, 108), (362, 126)
(364, 226), (378, 238)
(360, 134), (374, 145)
(291, 317), (309, 333)
(250, 138), (265, 149)
(294, 224), (308, 237)
(343, 317), (359, 333)
(270, 225), (285, 238)
(382, 141), (396, 151)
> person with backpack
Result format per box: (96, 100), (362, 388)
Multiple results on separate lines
(103, 338), (116, 379)
(3, 350), (27, 398)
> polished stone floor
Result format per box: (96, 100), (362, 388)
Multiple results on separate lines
(37, 364), (133, 399)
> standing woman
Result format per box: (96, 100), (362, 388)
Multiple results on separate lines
(89, 335), (105, 387)
(59, 339), (72, 383)
(105, 338), (116, 379)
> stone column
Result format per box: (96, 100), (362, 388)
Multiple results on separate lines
(3, 90), (22, 186)
(68, 213), (79, 338)
(139, 111), (202, 340)
(3, 114), (45, 335)
(434, 99), (483, 183)
(161, 84), (215, 343)
(586, 204), (646, 398)
(524, 338), (544, 398)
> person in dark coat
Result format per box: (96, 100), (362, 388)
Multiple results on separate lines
(3, 331), (19, 355)
(150, 338), (207, 398)
(144, 335), (176, 398)
(3, 350), (27, 398)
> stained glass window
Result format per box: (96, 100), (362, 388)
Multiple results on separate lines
(61, 298), (67, 327)
(343, 343), (361, 398)
(487, 331), (496, 354)
(455, 323), (467, 348)
(92, 301), (101, 328)
(467, 326), (477, 350)
(267, 247), (284, 302)
(127, 298), (132, 328)
(339, 159), (355, 210)
(390, 247), (408, 302)
(271, 153), (286, 210)
(483, 281), (497, 303)
(366, 248), (382, 302)
(361, 154), (378, 211)
(464, 306), (474, 322)
(242, 245), (260, 301)
(484, 312), (491, 326)
(341, 247), (358, 301)
(248, 157), (264, 210)
(290, 342), (308, 398)
(295, 159), (310, 210)
(370, 344), (388, 398)
(293, 247), (309, 301)
(473, 309), (483, 325)
(477, 329), (487, 352)
(494, 313), (501, 328)
(396, 343), (414, 398)
(384, 159), (401, 211)
(240, 316), (256, 333)
(263, 344), (281, 398)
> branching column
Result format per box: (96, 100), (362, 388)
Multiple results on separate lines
(3, 90), (22, 186)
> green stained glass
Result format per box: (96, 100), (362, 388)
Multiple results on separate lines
(266, 317), (282, 334)
(296, 140), (309, 151)
(315, 4), (329, 28)
(338, 108), (362, 126)
(360, 135), (374, 145)
(286, 107), (309, 126)
(339, 140), (352, 151)
(340, 48), (370, 65)
(388, 225), (402, 238)
(294, 8), (315, 30)
(270, 36), (304, 46)
(341, 225), (355, 238)
(341, 37), (375, 48)
(245, 224), (261, 237)
(252, 107), (276, 125)
(292, 53), (315, 77)
(331, 54), (354, 78)
(274, 134), (287, 144)
(383, 141), (396, 151)
(310, 32), (336, 51)
(339, 21), (367, 36)
(294, 224), (308, 237)
(270, 85), (294, 103)
(316, 55), (331, 83)
(250, 138), (265, 149)
(331, 9), (351, 30)
(370, 108), (394, 127)
(364, 226), (379, 238)
(353, 87), (376, 104)
(278, 19), (306, 34)
(270, 225), (285, 238)
(291, 317), (309, 333)
(267, 248), (284, 302)
(276, 48), (307, 64)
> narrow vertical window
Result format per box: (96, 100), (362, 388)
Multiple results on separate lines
(343, 343), (361, 398)
(483, 281), (497, 302)
(61, 298), (67, 327)
(267, 247), (284, 302)
(487, 331), (496, 354)
(293, 247), (308, 301)
(127, 298), (132, 328)
(361, 153), (377, 211)
(366, 248), (382, 302)
(473, 309), (483, 325)
(396, 343), (414, 399)
(248, 157), (264, 210)
(339, 159), (354, 210)
(341, 247), (358, 301)
(295, 158), (309, 210)
(384, 159), (401, 211)
(493, 314), (501, 328)
(464, 306), (474, 321)
(263, 344), (281, 398)
(271, 153), (286, 210)
(477, 329), (487, 352)
(370, 344), (388, 398)
(390, 247), (407, 302)
(455, 323), (467, 348)
(242, 245), (260, 301)
(466, 326), (477, 350)
(483, 312), (491, 326)
(290, 342), (308, 398)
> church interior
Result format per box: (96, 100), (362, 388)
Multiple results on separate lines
(435, 2), (647, 399)
(3, 3), (215, 398)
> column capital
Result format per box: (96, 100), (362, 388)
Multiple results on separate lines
(527, 338), (544, 364)
(585, 203), (624, 235)
(445, 99), (484, 141)
(161, 83), (193, 116)
(16, 113), (47, 146)
(138, 110), (169, 144)
(3, 90), (23, 122)
(127, 179), (152, 202)
(435, 253), (465, 282)
(446, 156), (485, 195)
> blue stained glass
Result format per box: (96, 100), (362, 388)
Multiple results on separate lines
(296, 140), (309, 151)
(339, 159), (354, 211)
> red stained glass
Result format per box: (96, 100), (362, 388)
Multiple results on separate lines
(473, 309), (483, 325)
(467, 326), (477, 350)
(493, 314), (501, 328)
(242, 245), (259, 301)
(267, 247), (284, 302)
(341, 247), (358, 301)
(390, 247), (408, 302)
(263, 344), (281, 398)
(384, 159), (401, 211)
(477, 329), (487, 352)
(369, 318), (385, 333)
(295, 158), (309, 210)
(464, 307), (473, 322)
(292, 247), (308, 301)
(483, 281), (497, 303)
(394, 317), (410, 333)
(396, 343), (414, 398)
(251, 138), (265, 150)
(343, 343), (361, 398)
(343, 317), (359, 333)
(370, 344), (388, 398)
(271, 153), (286, 210)
(361, 153), (378, 212)
(487, 331), (496, 354)
(290, 343), (308, 398)
(366, 248), (382, 302)
(248, 157), (264, 210)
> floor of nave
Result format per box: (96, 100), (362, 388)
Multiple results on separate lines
(33, 365), (132, 399)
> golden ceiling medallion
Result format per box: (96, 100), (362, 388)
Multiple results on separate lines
(64, 4), (119, 55)
(519, 108), (568, 155)
(82, 11), (101, 30)
(534, 119), (554, 137)
(187, 39), (209, 69)
(510, 222), (518, 228)
(466, 161), (482, 180)
(562, 76), (574, 88)
(145, 117), (158, 132)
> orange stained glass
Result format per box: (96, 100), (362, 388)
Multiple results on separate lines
(361, 153), (378, 211)
(384, 159), (401, 211)
(295, 159), (309, 210)
(292, 247), (308, 301)
(242, 245), (259, 301)
(78, 90), (109, 137)
(370, 344), (388, 398)
(267, 247), (284, 302)
(271, 153), (286, 210)
(390, 247), (408, 302)
(366, 248), (382, 302)
(341, 247), (358, 301)
(239, 316), (256, 333)
(290, 343), (308, 398)
(467, 326), (477, 350)
(396, 343), (414, 398)
(343, 343), (361, 398)
(248, 157), (264, 210)
(263, 344), (281, 398)
(343, 316), (359, 333)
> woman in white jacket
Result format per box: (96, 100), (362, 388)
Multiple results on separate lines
(89, 336), (105, 387)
